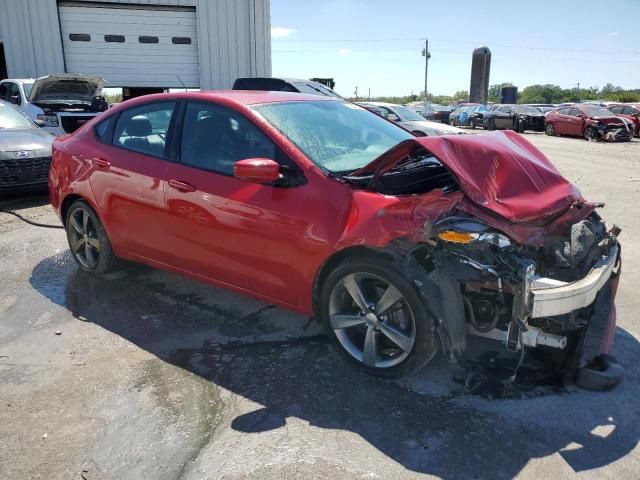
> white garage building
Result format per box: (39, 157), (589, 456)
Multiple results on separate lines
(0, 0), (271, 90)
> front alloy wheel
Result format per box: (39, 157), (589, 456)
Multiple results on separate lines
(321, 257), (436, 377)
(329, 272), (416, 369)
(584, 126), (598, 141)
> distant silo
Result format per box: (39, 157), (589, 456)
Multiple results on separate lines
(500, 85), (518, 104)
(469, 46), (491, 104)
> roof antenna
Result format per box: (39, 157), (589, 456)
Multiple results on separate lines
(176, 75), (187, 92)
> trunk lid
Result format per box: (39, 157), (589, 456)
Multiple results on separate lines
(350, 130), (582, 224)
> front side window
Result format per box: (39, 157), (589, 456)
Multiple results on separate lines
(113, 101), (176, 157)
(22, 82), (33, 99)
(180, 102), (278, 175)
(609, 105), (623, 114)
(253, 101), (414, 173)
(6, 83), (20, 105)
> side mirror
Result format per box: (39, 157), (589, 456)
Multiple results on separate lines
(387, 113), (400, 122)
(234, 158), (281, 184)
(8, 95), (20, 105)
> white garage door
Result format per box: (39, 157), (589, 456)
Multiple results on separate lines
(58, 3), (199, 88)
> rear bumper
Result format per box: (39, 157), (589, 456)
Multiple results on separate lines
(529, 243), (619, 318)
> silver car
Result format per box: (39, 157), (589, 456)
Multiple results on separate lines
(358, 102), (465, 136)
(0, 100), (54, 191)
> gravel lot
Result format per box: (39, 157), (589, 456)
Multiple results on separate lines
(1, 134), (639, 480)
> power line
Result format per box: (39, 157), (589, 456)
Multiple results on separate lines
(273, 37), (640, 56)
(272, 48), (640, 64)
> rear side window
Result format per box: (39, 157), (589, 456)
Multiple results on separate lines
(180, 102), (278, 176)
(94, 116), (113, 142)
(113, 101), (176, 158)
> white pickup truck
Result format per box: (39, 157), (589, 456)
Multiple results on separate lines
(0, 74), (107, 136)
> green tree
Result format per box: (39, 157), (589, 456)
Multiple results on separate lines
(601, 83), (623, 95)
(453, 90), (469, 101)
(518, 84), (565, 104)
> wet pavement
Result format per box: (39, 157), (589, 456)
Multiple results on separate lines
(1, 136), (640, 479)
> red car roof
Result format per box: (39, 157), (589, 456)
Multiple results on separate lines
(122, 90), (337, 107)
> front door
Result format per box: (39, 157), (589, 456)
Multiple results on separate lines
(162, 101), (312, 306)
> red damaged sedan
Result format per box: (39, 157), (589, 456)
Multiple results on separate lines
(545, 104), (633, 141)
(49, 92), (623, 389)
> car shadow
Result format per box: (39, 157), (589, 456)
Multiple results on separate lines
(0, 191), (49, 210)
(30, 252), (640, 478)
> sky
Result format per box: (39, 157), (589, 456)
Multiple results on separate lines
(270, 0), (640, 98)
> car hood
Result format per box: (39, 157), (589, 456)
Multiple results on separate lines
(0, 128), (53, 158)
(350, 130), (582, 224)
(591, 115), (626, 124)
(402, 120), (465, 135)
(29, 74), (106, 104)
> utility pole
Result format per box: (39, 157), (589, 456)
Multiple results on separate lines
(422, 39), (430, 114)
(354, 86), (359, 102)
(576, 82), (580, 103)
(368, 88), (371, 100)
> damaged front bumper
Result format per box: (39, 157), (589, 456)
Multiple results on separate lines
(529, 243), (618, 318)
(466, 241), (622, 389)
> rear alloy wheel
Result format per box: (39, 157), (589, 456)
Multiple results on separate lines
(320, 257), (436, 378)
(545, 123), (555, 136)
(584, 126), (598, 141)
(65, 200), (115, 275)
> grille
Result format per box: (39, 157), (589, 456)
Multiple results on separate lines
(61, 116), (94, 133)
(0, 156), (52, 186)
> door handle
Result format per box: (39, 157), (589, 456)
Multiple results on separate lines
(168, 179), (196, 193)
(92, 158), (111, 168)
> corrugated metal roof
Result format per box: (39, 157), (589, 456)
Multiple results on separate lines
(0, 0), (271, 89)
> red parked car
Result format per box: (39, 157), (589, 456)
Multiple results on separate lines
(607, 103), (640, 137)
(49, 91), (623, 389)
(545, 104), (633, 141)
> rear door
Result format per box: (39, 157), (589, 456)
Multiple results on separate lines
(162, 101), (311, 305)
(87, 100), (179, 262)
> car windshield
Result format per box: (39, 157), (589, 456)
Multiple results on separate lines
(0, 103), (33, 129)
(513, 105), (540, 114)
(292, 82), (342, 98)
(23, 82), (34, 98)
(252, 100), (414, 173)
(581, 106), (615, 117)
(392, 105), (424, 121)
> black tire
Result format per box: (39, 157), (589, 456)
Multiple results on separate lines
(65, 200), (116, 275)
(516, 118), (525, 133)
(584, 126), (598, 141)
(545, 123), (555, 136)
(488, 119), (496, 131)
(319, 256), (437, 378)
